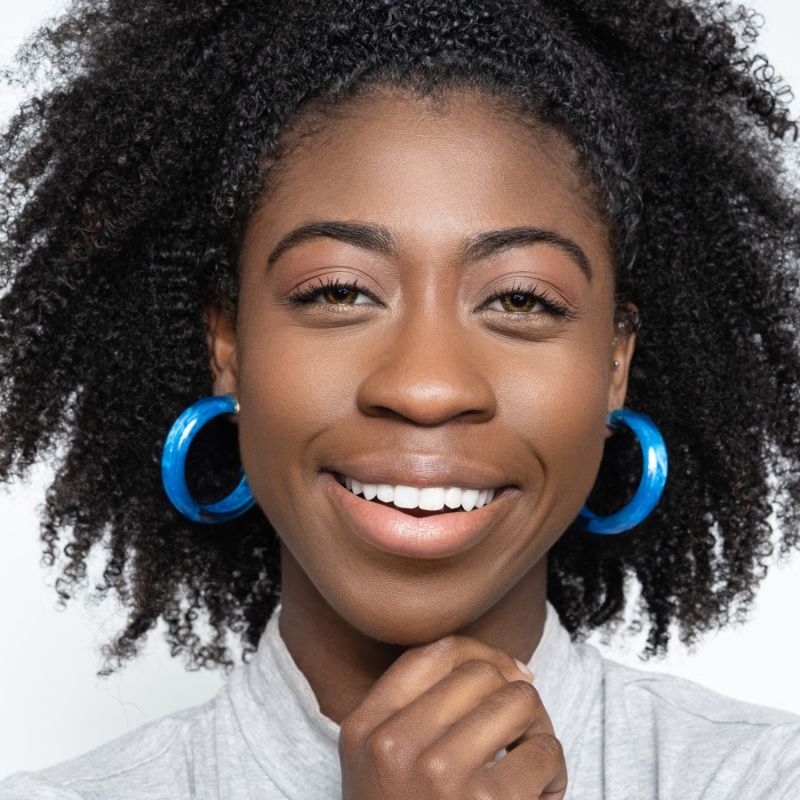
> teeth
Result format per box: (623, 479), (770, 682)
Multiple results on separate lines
(419, 487), (445, 511)
(444, 487), (463, 509)
(338, 475), (496, 512)
(394, 486), (419, 509)
(460, 489), (480, 512)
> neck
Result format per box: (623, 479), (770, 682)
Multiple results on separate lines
(277, 546), (548, 724)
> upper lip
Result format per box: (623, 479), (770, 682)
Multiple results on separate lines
(323, 453), (515, 490)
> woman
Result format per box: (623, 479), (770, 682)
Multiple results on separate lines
(1, 0), (799, 797)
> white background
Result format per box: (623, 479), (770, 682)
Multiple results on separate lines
(2, 0), (800, 780)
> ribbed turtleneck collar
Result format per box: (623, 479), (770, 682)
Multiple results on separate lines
(223, 599), (600, 799)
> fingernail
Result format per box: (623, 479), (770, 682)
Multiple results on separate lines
(514, 658), (534, 681)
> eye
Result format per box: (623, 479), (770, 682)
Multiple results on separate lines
(288, 277), (378, 306)
(286, 276), (577, 319)
(481, 282), (577, 319)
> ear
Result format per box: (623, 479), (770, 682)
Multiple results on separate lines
(203, 303), (239, 397)
(606, 302), (639, 437)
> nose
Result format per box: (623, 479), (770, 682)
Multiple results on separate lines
(356, 308), (497, 426)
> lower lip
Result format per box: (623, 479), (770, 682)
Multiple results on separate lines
(322, 471), (515, 559)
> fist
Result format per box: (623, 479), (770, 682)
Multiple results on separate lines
(338, 634), (568, 799)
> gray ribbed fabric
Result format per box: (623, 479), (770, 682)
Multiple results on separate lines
(3, 600), (800, 799)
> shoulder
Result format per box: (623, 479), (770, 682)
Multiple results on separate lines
(602, 654), (800, 726)
(0, 700), (214, 800)
(597, 652), (800, 797)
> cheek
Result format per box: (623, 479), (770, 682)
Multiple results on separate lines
(243, 331), (354, 433)
(500, 341), (609, 518)
(234, 324), (359, 515)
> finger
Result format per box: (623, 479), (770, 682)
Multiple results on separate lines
(373, 658), (516, 753)
(350, 635), (533, 733)
(469, 732), (568, 800)
(427, 680), (554, 774)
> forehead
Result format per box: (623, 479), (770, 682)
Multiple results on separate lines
(249, 86), (613, 280)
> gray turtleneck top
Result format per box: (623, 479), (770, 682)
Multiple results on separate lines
(2, 600), (800, 799)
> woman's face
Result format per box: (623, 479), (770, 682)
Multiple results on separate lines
(208, 87), (634, 644)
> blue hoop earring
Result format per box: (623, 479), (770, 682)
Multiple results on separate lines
(578, 408), (668, 535)
(161, 393), (255, 524)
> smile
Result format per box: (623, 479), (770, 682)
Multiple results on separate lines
(334, 472), (496, 512)
(324, 471), (516, 559)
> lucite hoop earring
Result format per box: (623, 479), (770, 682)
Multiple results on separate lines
(161, 393), (255, 524)
(577, 408), (668, 535)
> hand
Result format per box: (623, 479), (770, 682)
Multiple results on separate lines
(338, 634), (568, 799)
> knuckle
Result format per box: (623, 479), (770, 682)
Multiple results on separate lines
(502, 678), (542, 709)
(365, 725), (406, 766)
(338, 713), (371, 747)
(463, 781), (502, 800)
(457, 658), (504, 683)
(423, 633), (463, 658)
(418, 747), (458, 785)
(534, 732), (565, 762)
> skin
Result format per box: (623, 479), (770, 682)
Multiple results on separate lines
(205, 86), (635, 737)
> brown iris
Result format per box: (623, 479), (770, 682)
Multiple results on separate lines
(324, 285), (361, 304)
(500, 292), (538, 312)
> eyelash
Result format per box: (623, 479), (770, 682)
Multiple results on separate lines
(287, 277), (577, 319)
(483, 281), (577, 319)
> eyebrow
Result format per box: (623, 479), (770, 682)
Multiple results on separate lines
(266, 220), (593, 282)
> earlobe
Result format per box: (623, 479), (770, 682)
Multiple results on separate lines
(203, 303), (239, 396)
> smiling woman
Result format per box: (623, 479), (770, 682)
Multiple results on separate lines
(0, 0), (799, 798)
(221, 87), (625, 591)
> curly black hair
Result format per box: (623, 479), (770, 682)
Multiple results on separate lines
(1, 0), (799, 678)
